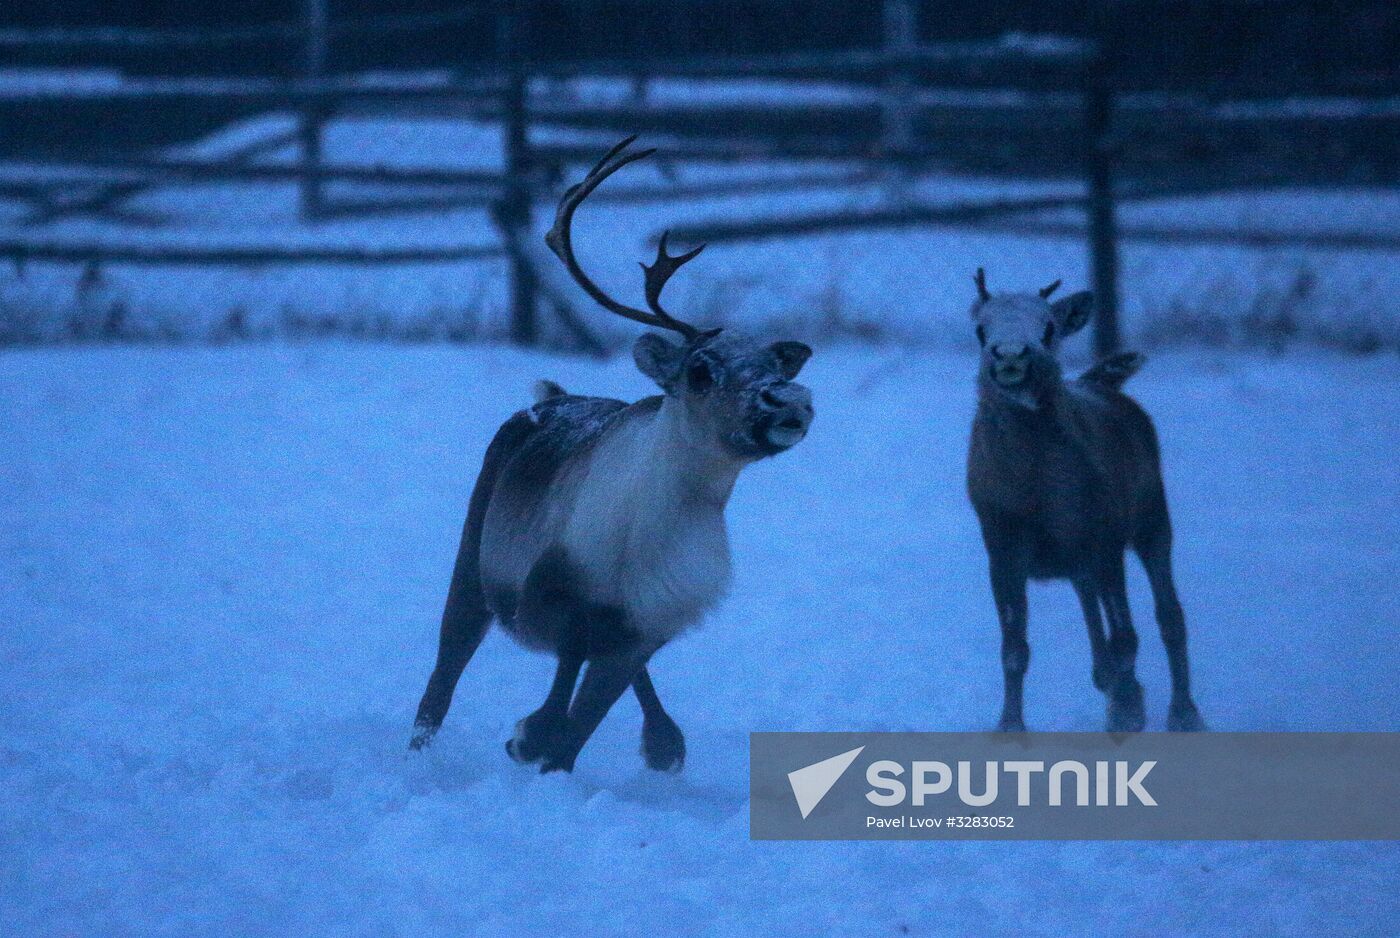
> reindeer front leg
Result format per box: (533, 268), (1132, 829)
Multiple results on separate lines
(980, 516), (1031, 732)
(506, 650), (583, 765)
(633, 667), (685, 772)
(991, 565), (1030, 732)
(540, 644), (653, 774)
(507, 548), (594, 769)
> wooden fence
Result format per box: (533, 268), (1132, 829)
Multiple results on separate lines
(2, 0), (1396, 356)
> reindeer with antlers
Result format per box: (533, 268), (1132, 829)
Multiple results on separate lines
(410, 138), (815, 773)
(966, 268), (1206, 733)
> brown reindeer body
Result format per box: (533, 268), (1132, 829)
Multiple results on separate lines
(966, 272), (1204, 733)
(969, 371), (1163, 581)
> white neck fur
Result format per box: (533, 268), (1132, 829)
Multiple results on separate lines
(560, 394), (744, 639)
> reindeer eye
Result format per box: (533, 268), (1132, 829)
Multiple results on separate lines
(975, 325), (987, 347)
(1043, 321), (1056, 344)
(687, 358), (715, 392)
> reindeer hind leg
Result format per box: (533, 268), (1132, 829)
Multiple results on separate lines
(1134, 506), (1206, 731)
(410, 414), (534, 749)
(411, 574), (492, 749)
(411, 505), (494, 749)
(1097, 551), (1146, 733)
(1073, 577), (1113, 694)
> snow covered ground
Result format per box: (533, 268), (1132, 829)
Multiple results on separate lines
(3, 342), (1397, 936)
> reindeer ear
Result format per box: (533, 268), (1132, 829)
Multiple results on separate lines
(1051, 291), (1094, 337)
(633, 332), (687, 390)
(771, 340), (812, 379)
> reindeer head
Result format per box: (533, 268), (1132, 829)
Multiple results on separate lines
(970, 267), (1094, 408)
(546, 137), (814, 460)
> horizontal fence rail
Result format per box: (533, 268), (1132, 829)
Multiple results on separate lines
(0, 240), (505, 266)
(0, 75), (507, 105)
(0, 159), (506, 190)
(0, 8), (481, 50)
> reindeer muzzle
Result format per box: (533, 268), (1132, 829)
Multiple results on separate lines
(990, 344), (1031, 387)
(753, 384), (813, 453)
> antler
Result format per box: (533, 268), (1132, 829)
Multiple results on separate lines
(974, 267), (990, 302)
(642, 231), (705, 325)
(544, 135), (702, 340)
(1039, 279), (1062, 299)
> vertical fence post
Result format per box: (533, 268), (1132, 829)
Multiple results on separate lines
(299, 0), (328, 221)
(881, 0), (918, 161)
(1085, 49), (1121, 357)
(499, 0), (536, 346)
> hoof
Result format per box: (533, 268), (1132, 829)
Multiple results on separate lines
(506, 710), (571, 768)
(1105, 682), (1146, 733)
(996, 716), (1027, 733)
(641, 716), (686, 773)
(1167, 704), (1208, 732)
(538, 752), (577, 774)
(506, 737), (577, 774)
(408, 724), (436, 751)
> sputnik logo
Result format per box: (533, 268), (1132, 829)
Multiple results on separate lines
(787, 746), (864, 819)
